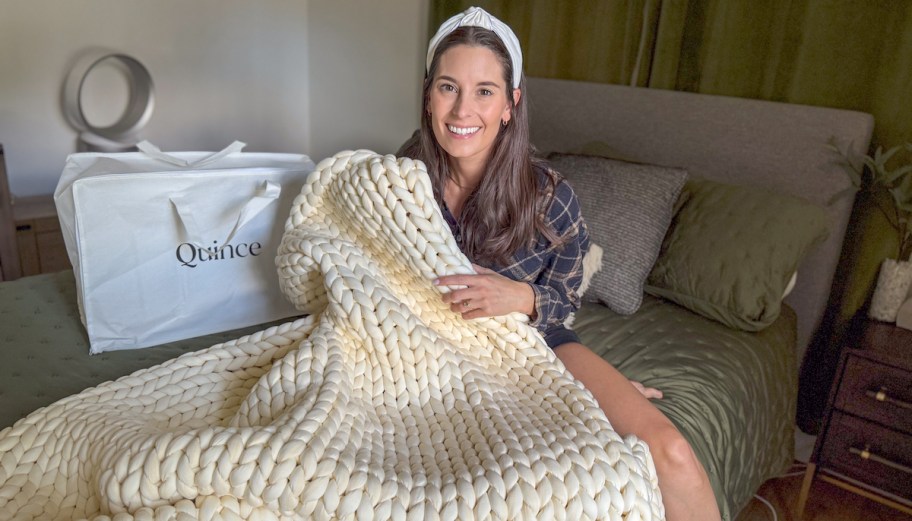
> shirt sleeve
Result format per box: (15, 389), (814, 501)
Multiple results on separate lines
(527, 178), (590, 329)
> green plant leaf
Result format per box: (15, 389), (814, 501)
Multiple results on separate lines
(871, 145), (902, 180)
(863, 156), (879, 180)
(884, 164), (912, 185)
(895, 175), (912, 206)
(894, 195), (912, 213)
(873, 145), (884, 161)
(828, 156), (862, 186)
(878, 144), (903, 167)
(845, 167), (862, 187)
(824, 137), (864, 187)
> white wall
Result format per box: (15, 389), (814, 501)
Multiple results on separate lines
(307, 0), (427, 162)
(0, 0), (426, 198)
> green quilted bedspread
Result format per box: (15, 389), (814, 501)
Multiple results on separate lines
(0, 271), (795, 520)
(574, 295), (797, 520)
(0, 272), (293, 430)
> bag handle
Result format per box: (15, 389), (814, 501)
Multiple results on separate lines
(170, 181), (281, 255)
(136, 140), (247, 168)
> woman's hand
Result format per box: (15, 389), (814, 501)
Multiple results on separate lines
(435, 264), (536, 319)
(631, 381), (664, 400)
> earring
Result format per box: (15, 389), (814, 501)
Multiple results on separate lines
(501, 119), (508, 128)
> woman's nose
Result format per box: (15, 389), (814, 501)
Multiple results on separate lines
(451, 92), (471, 117)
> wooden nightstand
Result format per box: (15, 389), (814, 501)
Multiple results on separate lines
(797, 319), (912, 517)
(13, 195), (71, 276)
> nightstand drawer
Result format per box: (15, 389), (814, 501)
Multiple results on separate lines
(836, 354), (912, 434)
(820, 411), (912, 502)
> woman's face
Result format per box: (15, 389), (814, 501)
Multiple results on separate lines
(428, 44), (519, 175)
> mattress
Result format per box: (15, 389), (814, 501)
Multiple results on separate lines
(574, 295), (798, 520)
(0, 271), (796, 520)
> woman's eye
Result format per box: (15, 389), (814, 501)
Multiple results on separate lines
(479, 89), (493, 96)
(440, 84), (457, 93)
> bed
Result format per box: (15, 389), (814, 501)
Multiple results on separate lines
(526, 77), (873, 519)
(0, 78), (873, 520)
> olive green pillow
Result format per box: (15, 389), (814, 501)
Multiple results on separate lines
(645, 178), (829, 331)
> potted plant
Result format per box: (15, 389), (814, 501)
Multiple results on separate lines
(835, 142), (912, 322)
(829, 139), (912, 320)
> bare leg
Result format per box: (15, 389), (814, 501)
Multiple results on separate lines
(554, 342), (722, 521)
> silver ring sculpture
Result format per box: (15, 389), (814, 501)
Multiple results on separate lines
(63, 50), (154, 152)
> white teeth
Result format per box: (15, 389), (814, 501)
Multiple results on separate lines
(447, 125), (480, 136)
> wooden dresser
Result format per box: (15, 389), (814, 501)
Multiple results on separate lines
(1, 143), (70, 279)
(798, 319), (912, 517)
(13, 195), (71, 277)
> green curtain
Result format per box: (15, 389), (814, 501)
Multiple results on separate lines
(431, 0), (912, 431)
(432, 0), (664, 85)
(431, 1), (911, 136)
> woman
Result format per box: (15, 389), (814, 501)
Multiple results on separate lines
(401, 7), (722, 521)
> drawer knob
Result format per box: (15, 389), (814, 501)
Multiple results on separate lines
(865, 387), (912, 410)
(849, 445), (912, 475)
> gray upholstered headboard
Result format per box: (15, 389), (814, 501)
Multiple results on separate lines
(527, 77), (874, 362)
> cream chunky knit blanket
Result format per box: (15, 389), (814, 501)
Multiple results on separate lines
(0, 150), (664, 520)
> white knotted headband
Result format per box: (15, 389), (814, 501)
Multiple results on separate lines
(426, 6), (523, 88)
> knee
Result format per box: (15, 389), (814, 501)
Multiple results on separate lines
(646, 426), (705, 480)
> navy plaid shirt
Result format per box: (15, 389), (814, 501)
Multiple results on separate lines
(441, 167), (590, 348)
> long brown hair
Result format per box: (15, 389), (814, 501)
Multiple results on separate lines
(400, 26), (561, 266)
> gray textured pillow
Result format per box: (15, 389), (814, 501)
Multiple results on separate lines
(548, 153), (687, 315)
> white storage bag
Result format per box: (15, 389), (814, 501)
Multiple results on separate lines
(54, 141), (315, 353)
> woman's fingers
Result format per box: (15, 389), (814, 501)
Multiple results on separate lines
(435, 264), (493, 287)
(441, 287), (470, 304)
(450, 295), (473, 313)
(434, 273), (474, 287)
(631, 381), (664, 400)
(442, 287), (491, 317)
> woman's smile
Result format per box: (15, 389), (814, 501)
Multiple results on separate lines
(446, 124), (481, 137)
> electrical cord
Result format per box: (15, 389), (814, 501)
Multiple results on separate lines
(752, 461), (808, 520)
(753, 494), (778, 521)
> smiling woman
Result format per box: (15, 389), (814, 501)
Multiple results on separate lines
(409, 23), (549, 269)
(399, 7), (722, 521)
